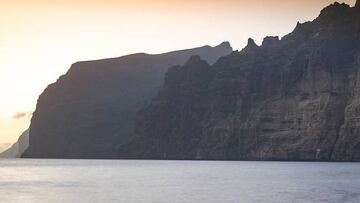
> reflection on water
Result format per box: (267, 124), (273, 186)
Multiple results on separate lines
(0, 159), (359, 202)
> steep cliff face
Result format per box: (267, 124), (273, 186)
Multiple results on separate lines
(0, 129), (29, 158)
(22, 43), (232, 158)
(119, 3), (360, 161)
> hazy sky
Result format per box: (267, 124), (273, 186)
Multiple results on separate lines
(0, 0), (356, 152)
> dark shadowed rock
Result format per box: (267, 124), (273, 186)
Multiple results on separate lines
(262, 36), (280, 47)
(241, 38), (259, 53)
(118, 3), (360, 161)
(22, 43), (232, 158)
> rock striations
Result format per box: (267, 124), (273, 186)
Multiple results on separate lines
(22, 43), (232, 158)
(118, 3), (360, 161)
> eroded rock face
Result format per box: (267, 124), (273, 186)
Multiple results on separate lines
(118, 4), (360, 161)
(332, 54), (360, 161)
(22, 43), (232, 158)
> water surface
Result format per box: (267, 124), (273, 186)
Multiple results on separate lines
(0, 159), (359, 202)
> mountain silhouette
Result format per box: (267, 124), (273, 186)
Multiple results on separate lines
(22, 43), (232, 158)
(118, 2), (360, 161)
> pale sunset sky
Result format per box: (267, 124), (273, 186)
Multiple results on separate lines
(0, 0), (356, 152)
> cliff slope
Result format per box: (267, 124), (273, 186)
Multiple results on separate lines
(22, 43), (232, 158)
(119, 2), (360, 161)
(0, 129), (29, 158)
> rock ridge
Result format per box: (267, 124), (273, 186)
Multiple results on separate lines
(118, 2), (360, 161)
(22, 43), (232, 158)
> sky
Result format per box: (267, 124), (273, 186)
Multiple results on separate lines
(0, 0), (356, 152)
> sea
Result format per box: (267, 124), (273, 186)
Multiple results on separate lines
(0, 159), (359, 203)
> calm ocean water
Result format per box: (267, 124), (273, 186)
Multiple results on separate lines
(0, 159), (359, 203)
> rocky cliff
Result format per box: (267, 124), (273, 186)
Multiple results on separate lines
(0, 129), (29, 158)
(22, 43), (232, 158)
(118, 2), (360, 161)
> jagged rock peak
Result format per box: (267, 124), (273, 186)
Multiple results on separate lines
(320, 2), (350, 17)
(262, 36), (280, 47)
(247, 38), (257, 47)
(241, 38), (258, 52)
(293, 22), (302, 32)
(215, 41), (232, 49)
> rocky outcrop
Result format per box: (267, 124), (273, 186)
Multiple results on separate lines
(118, 3), (360, 161)
(22, 43), (232, 158)
(261, 36), (280, 47)
(242, 38), (259, 53)
(0, 129), (29, 158)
